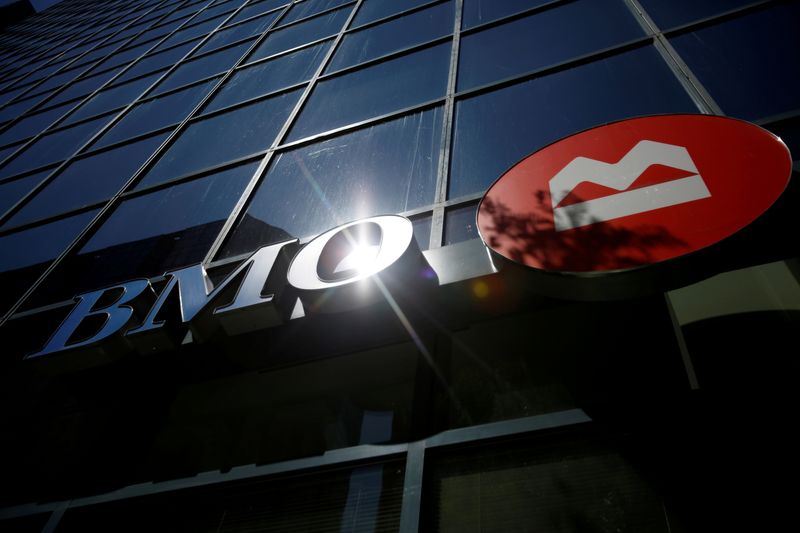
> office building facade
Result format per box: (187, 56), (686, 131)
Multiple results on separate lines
(0, 0), (798, 530)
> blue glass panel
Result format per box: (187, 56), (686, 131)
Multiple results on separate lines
(64, 71), (163, 125)
(6, 133), (170, 228)
(444, 203), (478, 245)
(352, 0), (435, 27)
(0, 210), (97, 316)
(157, 14), (230, 49)
(449, 46), (698, 199)
(227, 0), (288, 24)
(0, 170), (51, 217)
(219, 107), (442, 258)
(115, 40), (199, 84)
(0, 87), (26, 107)
(248, 7), (351, 61)
(462, 0), (551, 29)
(458, 0), (643, 91)
(205, 40), (330, 112)
(125, 18), (186, 48)
(93, 78), (217, 148)
(670, 3), (800, 121)
(638, 0), (755, 30)
(289, 42), (449, 141)
(328, 0), (453, 73)
(0, 101), (76, 147)
(140, 88), (301, 188)
(26, 66), (86, 97)
(0, 96), (47, 125)
(92, 41), (154, 72)
(281, 0), (352, 25)
(153, 40), (252, 95)
(0, 114), (114, 179)
(197, 12), (280, 54)
(47, 65), (125, 107)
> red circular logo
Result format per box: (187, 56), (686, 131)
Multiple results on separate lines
(477, 115), (792, 273)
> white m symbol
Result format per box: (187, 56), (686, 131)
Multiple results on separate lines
(549, 140), (711, 232)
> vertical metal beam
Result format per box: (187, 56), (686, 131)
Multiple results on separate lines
(40, 500), (69, 533)
(398, 441), (425, 533)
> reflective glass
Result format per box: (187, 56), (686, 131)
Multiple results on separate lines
(27, 164), (255, 306)
(197, 11), (280, 54)
(639, 0), (755, 30)
(0, 114), (114, 179)
(669, 3), (800, 121)
(289, 43), (449, 141)
(412, 213), (432, 250)
(6, 133), (170, 228)
(25, 65), (86, 97)
(462, 0), (551, 28)
(352, 0), (435, 27)
(0, 101), (76, 147)
(205, 40), (330, 112)
(115, 40), (199, 84)
(124, 18), (186, 49)
(458, 0), (643, 90)
(47, 65), (125, 107)
(156, 14), (230, 50)
(219, 107), (443, 258)
(327, 0), (453, 73)
(64, 71), (163, 125)
(281, 0), (352, 25)
(0, 95), (47, 125)
(248, 7), (351, 61)
(0, 170), (51, 217)
(0, 87), (27, 107)
(0, 210), (97, 317)
(444, 202), (478, 245)
(449, 46), (698, 198)
(227, 0), (288, 25)
(92, 41), (154, 72)
(140, 88), (302, 187)
(93, 78), (217, 149)
(153, 40), (252, 95)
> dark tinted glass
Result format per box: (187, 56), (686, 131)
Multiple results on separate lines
(0, 210), (97, 316)
(219, 107), (443, 258)
(156, 14), (230, 50)
(352, 0), (435, 27)
(197, 12), (280, 54)
(92, 41), (153, 72)
(0, 114), (114, 179)
(289, 42), (450, 140)
(25, 163), (255, 307)
(64, 71), (163, 124)
(328, 0), (453, 73)
(47, 65), (125, 107)
(0, 95), (46, 125)
(140, 88), (301, 187)
(412, 213), (432, 250)
(639, 0), (755, 29)
(205, 40), (331, 112)
(93, 78), (217, 148)
(0, 101), (75, 146)
(462, 0), (551, 28)
(281, 0), (352, 25)
(0, 170), (51, 217)
(26, 66), (85, 97)
(444, 202), (478, 245)
(669, 3), (800, 121)
(449, 46), (698, 198)
(227, 0), (289, 25)
(152, 40), (252, 95)
(459, 0), (643, 90)
(5, 133), (170, 228)
(248, 7), (351, 61)
(115, 40), (199, 84)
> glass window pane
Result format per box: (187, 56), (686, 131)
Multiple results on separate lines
(124, 18), (185, 49)
(115, 40), (199, 84)
(197, 12), (280, 54)
(459, 0), (643, 91)
(140, 88), (301, 188)
(412, 213), (432, 250)
(47, 65), (125, 107)
(462, 0), (551, 29)
(248, 7), (351, 61)
(669, 3), (800, 121)
(0, 210), (97, 316)
(352, 0), (435, 27)
(156, 14), (230, 50)
(0, 101), (76, 147)
(0, 114), (114, 179)
(92, 41), (154, 72)
(0, 170), (51, 217)
(227, 0), (288, 25)
(64, 71), (163, 125)
(153, 40), (252, 95)
(6, 133), (170, 228)
(281, 0), (352, 26)
(639, 0), (755, 30)
(93, 78), (218, 149)
(328, 0), (453, 73)
(205, 40), (330, 112)
(449, 46), (698, 199)
(27, 163), (255, 306)
(0, 93), (50, 124)
(444, 202), (477, 245)
(219, 107), (443, 258)
(288, 42), (450, 141)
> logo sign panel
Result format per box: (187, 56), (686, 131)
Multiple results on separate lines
(477, 115), (792, 273)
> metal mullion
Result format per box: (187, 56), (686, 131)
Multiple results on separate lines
(754, 108), (800, 126)
(346, 0), (447, 33)
(398, 441), (425, 533)
(239, 33), (334, 66)
(320, 34), (452, 79)
(223, 2), (296, 28)
(202, 0), (364, 264)
(623, 0), (723, 115)
(459, 0), (574, 36)
(184, 81), (306, 121)
(660, 0), (776, 36)
(272, 0), (357, 30)
(429, 0), (462, 250)
(440, 192), (484, 210)
(0, 198), (106, 238)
